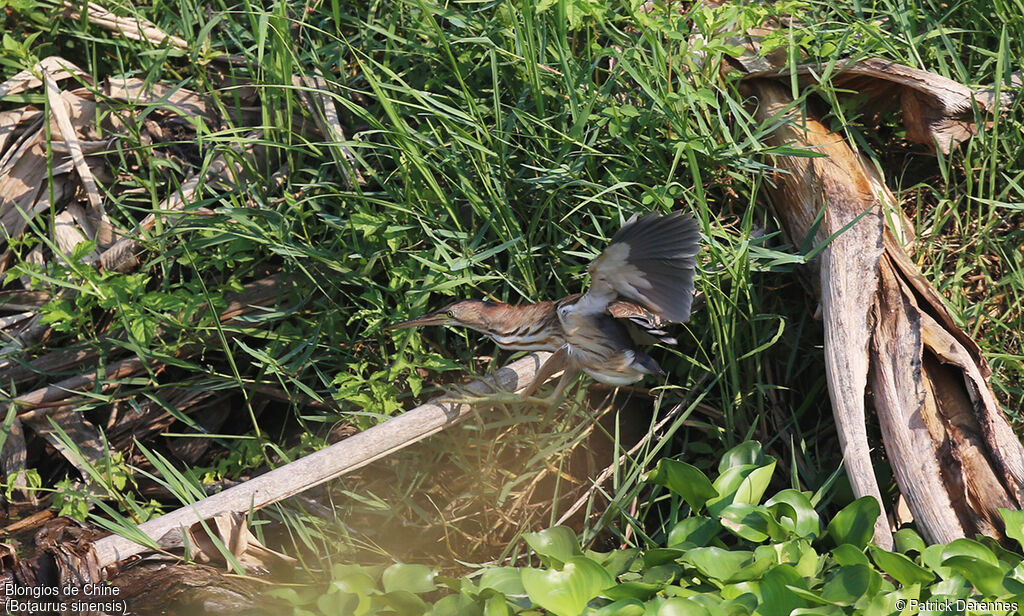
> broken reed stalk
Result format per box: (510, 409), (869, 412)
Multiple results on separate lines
(747, 79), (1024, 547)
(90, 352), (553, 569)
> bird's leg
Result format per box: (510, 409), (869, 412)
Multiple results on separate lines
(519, 346), (579, 404)
(437, 348), (576, 407)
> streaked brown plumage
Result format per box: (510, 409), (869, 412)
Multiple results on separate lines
(386, 212), (700, 398)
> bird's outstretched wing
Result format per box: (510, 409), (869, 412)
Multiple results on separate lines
(583, 211), (700, 323)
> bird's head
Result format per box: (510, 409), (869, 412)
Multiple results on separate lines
(385, 300), (492, 332)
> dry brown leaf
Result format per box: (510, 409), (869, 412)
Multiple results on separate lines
(21, 408), (108, 479)
(105, 78), (215, 121)
(0, 109), (43, 158)
(739, 55), (1009, 154)
(0, 418), (33, 505)
(63, 1), (189, 50)
(43, 70), (113, 246)
(0, 56), (86, 98)
(156, 512), (297, 572)
(99, 131), (264, 272)
(296, 73), (365, 187)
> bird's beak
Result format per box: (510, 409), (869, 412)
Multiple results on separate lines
(384, 312), (449, 331)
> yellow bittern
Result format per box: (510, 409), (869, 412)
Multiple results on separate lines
(386, 212), (700, 399)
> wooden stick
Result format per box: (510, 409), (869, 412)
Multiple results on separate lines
(90, 352), (553, 568)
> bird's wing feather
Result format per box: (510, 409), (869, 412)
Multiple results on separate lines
(585, 212), (699, 323)
(608, 299), (677, 345)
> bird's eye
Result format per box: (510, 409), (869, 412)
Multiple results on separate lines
(446, 310), (455, 318)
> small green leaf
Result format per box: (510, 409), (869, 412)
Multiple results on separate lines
(478, 567), (526, 596)
(826, 497), (879, 549)
(381, 589), (429, 614)
(720, 502), (788, 542)
(683, 547), (763, 583)
(523, 526), (583, 566)
(748, 565), (808, 616)
(867, 545), (935, 587)
(718, 441), (770, 472)
(593, 598), (645, 616)
(941, 539), (1007, 596)
(646, 458), (718, 511)
(831, 544), (870, 567)
(427, 593), (483, 616)
(1001, 509), (1024, 551)
(766, 490), (821, 538)
(382, 563), (436, 594)
(521, 557), (614, 616)
(641, 563), (682, 585)
(893, 528), (926, 555)
(657, 597), (711, 616)
(667, 516), (721, 548)
(591, 548), (639, 576)
(604, 582), (662, 601)
(821, 564), (881, 605)
(707, 460), (777, 516)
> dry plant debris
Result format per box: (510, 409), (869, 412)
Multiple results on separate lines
(0, 41), (354, 582)
(726, 46), (1023, 547)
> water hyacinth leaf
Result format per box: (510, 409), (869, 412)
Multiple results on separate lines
(520, 557), (614, 616)
(1005, 562), (1024, 594)
(831, 544), (871, 567)
(999, 509), (1024, 551)
(426, 593), (483, 616)
(746, 565), (808, 616)
(317, 589), (358, 615)
(483, 594), (513, 616)
(765, 490), (821, 538)
(382, 589), (430, 615)
(333, 570), (379, 595)
(941, 540), (1007, 597)
(641, 563), (683, 586)
(592, 598), (645, 616)
(646, 458), (718, 511)
(942, 538), (1000, 566)
(643, 548), (686, 567)
(603, 581), (662, 601)
(718, 441), (772, 472)
(826, 496), (880, 548)
(773, 539), (821, 578)
(478, 567), (526, 596)
(720, 502), (789, 542)
(523, 526), (583, 566)
(821, 564), (881, 605)
(383, 563), (437, 594)
(667, 516), (722, 548)
(785, 585), (842, 606)
(706, 459), (777, 517)
(683, 547), (768, 584)
(657, 597), (712, 616)
(941, 556), (1007, 596)
(893, 528), (927, 555)
(920, 544), (957, 579)
(590, 548), (639, 577)
(867, 545), (935, 587)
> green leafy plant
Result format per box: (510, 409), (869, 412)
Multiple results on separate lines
(267, 442), (1024, 615)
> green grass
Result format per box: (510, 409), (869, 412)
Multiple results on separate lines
(1, 0), (1023, 608)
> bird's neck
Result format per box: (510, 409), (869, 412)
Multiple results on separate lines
(470, 301), (563, 351)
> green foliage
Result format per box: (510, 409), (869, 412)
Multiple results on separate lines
(268, 443), (1024, 615)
